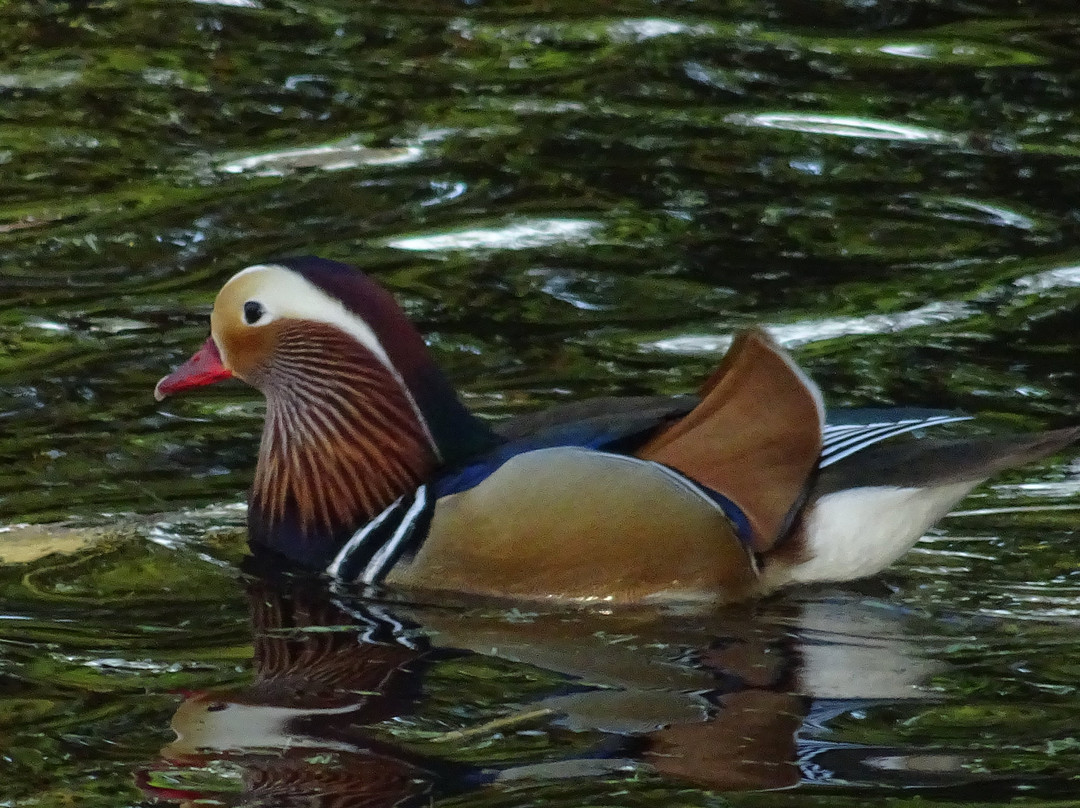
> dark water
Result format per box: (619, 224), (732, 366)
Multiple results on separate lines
(3, 1), (1080, 805)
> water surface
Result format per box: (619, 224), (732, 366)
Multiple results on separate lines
(2, 1), (1080, 805)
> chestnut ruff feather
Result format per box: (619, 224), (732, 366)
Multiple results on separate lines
(249, 321), (437, 565)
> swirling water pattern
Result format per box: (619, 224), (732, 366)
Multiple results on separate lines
(2, 1), (1080, 805)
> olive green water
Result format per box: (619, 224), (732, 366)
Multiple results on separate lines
(3, 1), (1080, 805)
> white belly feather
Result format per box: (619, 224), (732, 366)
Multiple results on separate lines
(762, 481), (977, 590)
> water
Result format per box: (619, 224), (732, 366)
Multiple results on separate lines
(2, 1), (1080, 805)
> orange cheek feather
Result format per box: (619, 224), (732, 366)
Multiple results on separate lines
(215, 320), (275, 383)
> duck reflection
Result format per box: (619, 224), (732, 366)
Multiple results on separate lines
(141, 578), (953, 805)
(142, 580), (462, 807)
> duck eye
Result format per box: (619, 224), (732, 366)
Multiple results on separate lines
(243, 301), (265, 325)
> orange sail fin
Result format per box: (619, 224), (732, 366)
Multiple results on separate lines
(636, 329), (823, 551)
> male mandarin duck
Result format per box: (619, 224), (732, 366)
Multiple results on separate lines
(155, 257), (1080, 605)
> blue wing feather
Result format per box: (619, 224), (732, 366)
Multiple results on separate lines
(434, 423), (622, 498)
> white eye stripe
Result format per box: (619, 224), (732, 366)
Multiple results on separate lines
(233, 265), (392, 363)
(222, 264), (442, 461)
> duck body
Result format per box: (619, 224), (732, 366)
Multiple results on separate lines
(156, 257), (1080, 605)
(383, 447), (760, 604)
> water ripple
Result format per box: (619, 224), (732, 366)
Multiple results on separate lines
(1014, 265), (1080, 292)
(727, 113), (963, 145)
(644, 301), (975, 355)
(218, 142), (423, 176)
(386, 218), (602, 252)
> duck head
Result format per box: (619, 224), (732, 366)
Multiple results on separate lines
(156, 257), (497, 568)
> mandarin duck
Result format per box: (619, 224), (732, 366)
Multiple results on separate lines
(155, 257), (1080, 604)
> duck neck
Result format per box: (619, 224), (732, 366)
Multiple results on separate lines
(247, 323), (439, 567)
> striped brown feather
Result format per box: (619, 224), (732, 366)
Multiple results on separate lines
(249, 322), (437, 564)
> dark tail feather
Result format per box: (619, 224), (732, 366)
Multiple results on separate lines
(815, 426), (1080, 497)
